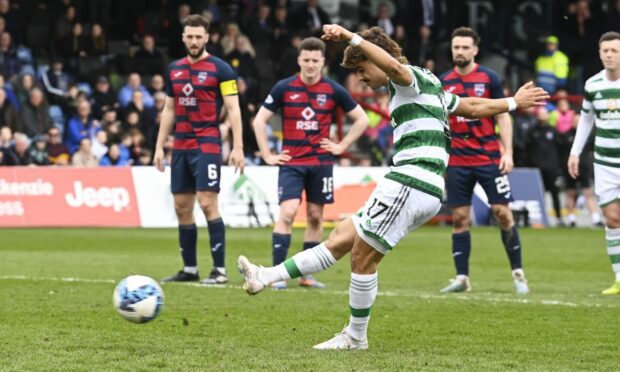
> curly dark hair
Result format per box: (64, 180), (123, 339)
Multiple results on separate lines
(341, 27), (408, 69)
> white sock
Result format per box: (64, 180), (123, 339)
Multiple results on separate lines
(183, 266), (198, 274)
(347, 272), (378, 341)
(215, 267), (226, 275)
(605, 228), (620, 279)
(512, 268), (525, 279)
(456, 274), (468, 282)
(568, 213), (577, 223)
(261, 243), (336, 284)
(592, 212), (601, 224)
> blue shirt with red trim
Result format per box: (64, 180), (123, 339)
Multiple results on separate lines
(439, 64), (504, 167)
(165, 55), (238, 154)
(262, 75), (357, 166)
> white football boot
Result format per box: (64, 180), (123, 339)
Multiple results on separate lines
(513, 271), (530, 294)
(313, 327), (368, 350)
(237, 256), (267, 295)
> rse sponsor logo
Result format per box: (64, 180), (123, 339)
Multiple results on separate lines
(179, 97), (197, 106)
(296, 120), (319, 130)
(65, 181), (130, 212)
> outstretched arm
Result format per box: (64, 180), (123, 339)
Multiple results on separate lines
(321, 24), (412, 86)
(452, 82), (549, 119)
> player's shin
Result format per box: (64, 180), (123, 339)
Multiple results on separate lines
(605, 228), (620, 280)
(452, 231), (471, 276)
(260, 242), (336, 283)
(501, 225), (523, 270)
(272, 233), (291, 265)
(347, 272), (378, 341)
(207, 218), (226, 273)
(179, 224), (198, 273)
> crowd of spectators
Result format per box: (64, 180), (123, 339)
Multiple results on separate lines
(0, 0), (614, 224)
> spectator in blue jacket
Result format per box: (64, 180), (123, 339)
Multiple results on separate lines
(65, 99), (99, 154)
(118, 73), (154, 108)
(99, 143), (129, 166)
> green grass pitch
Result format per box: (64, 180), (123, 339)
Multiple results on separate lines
(0, 227), (617, 370)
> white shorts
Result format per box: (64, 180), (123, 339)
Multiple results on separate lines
(594, 163), (620, 206)
(351, 177), (442, 255)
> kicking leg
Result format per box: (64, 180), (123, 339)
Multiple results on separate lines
(238, 218), (357, 295)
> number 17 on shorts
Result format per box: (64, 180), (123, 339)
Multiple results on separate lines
(352, 178), (442, 254)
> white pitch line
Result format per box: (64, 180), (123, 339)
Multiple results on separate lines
(1, 275), (617, 309)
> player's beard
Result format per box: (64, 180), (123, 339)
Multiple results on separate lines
(454, 57), (472, 68)
(185, 44), (205, 59)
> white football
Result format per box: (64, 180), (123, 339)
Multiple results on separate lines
(113, 275), (164, 323)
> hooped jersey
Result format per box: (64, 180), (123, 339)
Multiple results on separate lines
(386, 65), (460, 201)
(165, 55), (238, 154)
(262, 75), (357, 166)
(440, 64), (504, 167)
(581, 70), (620, 168)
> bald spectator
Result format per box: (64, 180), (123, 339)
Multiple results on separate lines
(71, 138), (99, 167)
(133, 34), (165, 76)
(118, 73), (154, 108)
(20, 88), (53, 138)
(65, 99), (99, 154)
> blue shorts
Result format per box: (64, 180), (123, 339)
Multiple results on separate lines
(278, 165), (334, 204)
(446, 164), (513, 207)
(171, 150), (221, 194)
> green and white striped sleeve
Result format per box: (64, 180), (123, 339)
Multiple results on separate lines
(444, 92), (460, 113)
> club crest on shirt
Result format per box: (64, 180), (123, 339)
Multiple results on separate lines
(474, 84), (485, 97)
(198, 72), (208, 83)
(607, 99), (618, 111)
(317, 94), (327, 106)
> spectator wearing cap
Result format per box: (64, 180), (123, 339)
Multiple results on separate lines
(535, 35), (569, 94)
(118, 73), (154, 108)
(65, 99), (100, 154)
(20, 88), (54, 138)
(46, 127), (69, 165)
(132, 34), (165, 76)
(28, 134), (50, 166)
(91, 76), (118, 119)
